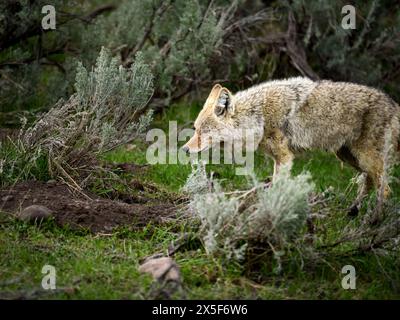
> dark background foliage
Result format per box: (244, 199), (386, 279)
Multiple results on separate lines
(0, 0), (399, 127)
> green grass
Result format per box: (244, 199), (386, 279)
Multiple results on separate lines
(1, 104), (400, 299)
(0, 139), (51, 186)
(1, 205), (400, 299)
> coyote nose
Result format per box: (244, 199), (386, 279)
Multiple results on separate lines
(182, 146), (189, 154)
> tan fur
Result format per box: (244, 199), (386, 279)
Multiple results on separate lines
(183, 77), (400, 207)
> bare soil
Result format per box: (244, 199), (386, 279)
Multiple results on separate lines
(0, 181), (177, 233)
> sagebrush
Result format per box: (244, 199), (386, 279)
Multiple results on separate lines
(184, 164), (315, 263)
(1, 47), (153, 186)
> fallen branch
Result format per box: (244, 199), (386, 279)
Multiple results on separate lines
(284, 10), (319, 80)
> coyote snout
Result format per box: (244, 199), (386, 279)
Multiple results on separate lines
(184, 77), (400, 215)
(182, 130), (206, 153)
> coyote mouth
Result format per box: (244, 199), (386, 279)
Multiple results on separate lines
(182, 144), (210, 154)
(192, 145), (210, 153)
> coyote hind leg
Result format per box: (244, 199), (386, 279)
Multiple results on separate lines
(336, 146), (373, 216)
(349, 173), (374, 217)
(349, 145), (390, 215)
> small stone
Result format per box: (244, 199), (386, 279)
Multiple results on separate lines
(46, 179), (57, 185)
(139, 257), (181, 283)
(125, 144), (136, 151)
(1, 195), (14, 202)
(17, 205), (53, 223)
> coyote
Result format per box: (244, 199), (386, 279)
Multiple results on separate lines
(182, 77), (400, 214)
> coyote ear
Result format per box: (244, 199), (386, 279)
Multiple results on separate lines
(205, 84), (223, 105)
(214, 88), (233, 117)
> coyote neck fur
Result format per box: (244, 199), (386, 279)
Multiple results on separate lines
(232, 77), (317, 137)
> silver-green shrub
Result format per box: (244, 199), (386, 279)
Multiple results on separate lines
(21, 47), (153, 183)
(248, 167), (314, 242)
(181, 162), (211, 196)
(185, 166), (315, 262)
(78, 0), (273, 106)
(81, 0), (223, 100)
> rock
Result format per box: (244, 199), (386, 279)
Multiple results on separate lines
(17, 205), (53, 223)
(125, 144), (136, 151)
(1, 195), (14, 202)
(104, 225), (113, 231)
(139, 257), (181, 283)
(46, 179), (57, 185)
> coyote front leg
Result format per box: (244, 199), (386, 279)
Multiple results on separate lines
(261, 129), (294, 182)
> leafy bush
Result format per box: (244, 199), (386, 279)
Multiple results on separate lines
(1, 47), (153, 186)
(184, 164), (315, 263)
(2, 0), (399, 117)
(0, 0), (103, 113)
(78, 0), (273, 105)
(181, 162), (211, 195)
(248, 167), (314, 243)
(284, 0), (400, 99)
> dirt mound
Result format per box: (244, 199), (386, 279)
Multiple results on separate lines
(0, 181), (177, 233)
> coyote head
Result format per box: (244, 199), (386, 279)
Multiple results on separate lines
(182, 84), (239, 154)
